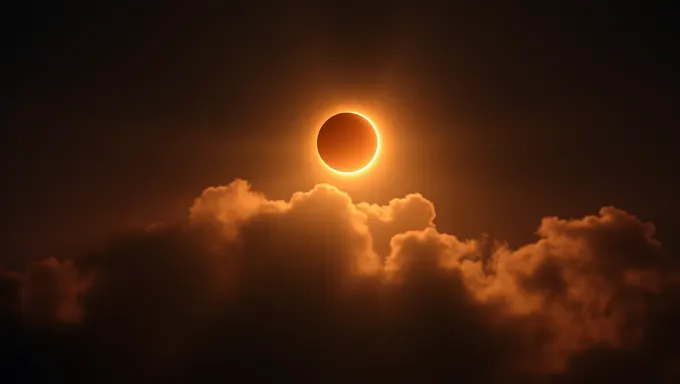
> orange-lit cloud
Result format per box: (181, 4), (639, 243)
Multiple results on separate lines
(1, 179), (679, 382)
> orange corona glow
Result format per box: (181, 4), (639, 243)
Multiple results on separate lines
(315, 111), (381, 176)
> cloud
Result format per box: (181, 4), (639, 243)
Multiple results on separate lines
(19, 258), (89, 324)
(1, 179), (679, 382)
(357, 193), (436, 260)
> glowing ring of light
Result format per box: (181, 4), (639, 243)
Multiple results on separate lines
(316, 111), (381, 176)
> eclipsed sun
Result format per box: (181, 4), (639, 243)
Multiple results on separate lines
(316, 112), (380, 175)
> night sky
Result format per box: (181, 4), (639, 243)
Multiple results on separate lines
(4, 2), (680, 383)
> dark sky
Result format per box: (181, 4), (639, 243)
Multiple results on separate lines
(5, 2), (678, 263)
(3, 2), (680, 382)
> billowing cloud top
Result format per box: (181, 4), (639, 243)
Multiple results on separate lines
(1, 179), (679, 383)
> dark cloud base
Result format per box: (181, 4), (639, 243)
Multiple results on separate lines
(2, 180), (680, 383)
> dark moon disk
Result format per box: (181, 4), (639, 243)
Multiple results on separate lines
(316, 112), (378, 173)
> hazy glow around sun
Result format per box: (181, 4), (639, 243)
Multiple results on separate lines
(315, 111), (381, 176)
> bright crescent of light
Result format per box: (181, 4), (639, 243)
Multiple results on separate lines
(316, 111), (381, 176)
